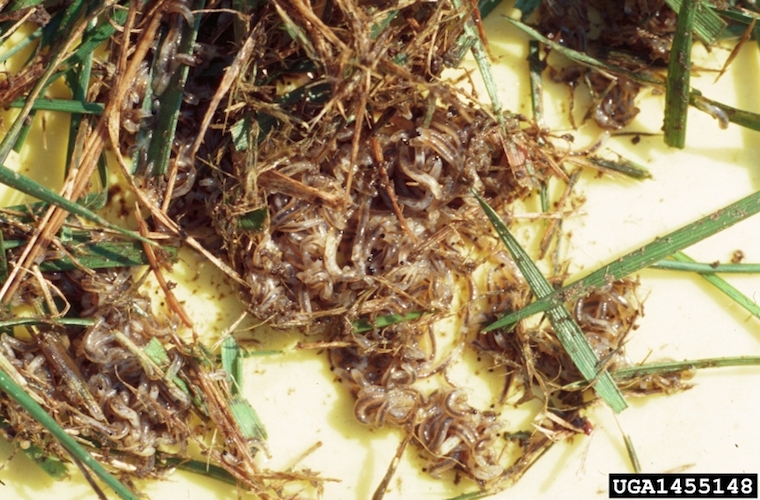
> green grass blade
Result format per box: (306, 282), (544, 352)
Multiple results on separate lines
(664, 0), (697, 149)
(236, 207), (268, 231)
(473, 191), (627, 413)
(0, 28), (42, 65)
(31, 241), (177, 271)
(453, 0), (503, 125)
(39, 0), (85, 50)
(650, 260), (760, 273)
(616, 422), (641, 473)
(143, 337), (170, 367)
(0, 419), (67, 477)
(689, 92), (760, 132)
(221, 336), (243, 395)
(229, 395), (267, 440)
(0, 231), (7, 286)
(0, 368), (138, 500)
(352, 311), (425, 334)
(584, 155), (652, 180)
(52, 7), (128, 81)
(486, 189), (760, 331)
(670, 251), (760, 318)
(162, 457), (238, 486)
(665, 0), (726, 45)
(6, 98), (104, 114)
(0, 317), (94, 329)
(564, 356), (760, 390)
(528, 40), (545, 127)
(0, 163), (155, 245)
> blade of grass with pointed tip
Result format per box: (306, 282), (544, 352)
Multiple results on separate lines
(528, 40), (545, 127)
(650, 260), (760, 273)
(0, 317), (94, 329)
(584, 155), (652, 180)
(665, 0), (726, 45)
(6, 98), (104, 114)
(670, 251), (760, 318)
(0, 163), (155, 245)
(452, 0), (503, 125)
(0, 27), (42, 65)
(0, 368), (138, 500)
(664, 0), (696, 148)
(0, 230), (6, 286)
(162, 457), (239, 486)
(486, 189), (760, 331)
(31, 241), (177, 272)
(621, 429), (641, 473)
(229, 395), (267, 440)
(473, 191), (627, 413)
(689, 92), (760, 132)
(51, 7), (128, 83)
(0, 420), (68, 478)
(563, 356), (760, 391)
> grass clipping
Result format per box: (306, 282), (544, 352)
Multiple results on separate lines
(0, 0), (699, 498)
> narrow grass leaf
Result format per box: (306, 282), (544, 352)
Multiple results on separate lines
(0, 317), (94, 329)
(583, 155), (652, 180)
(690, 92), (760, 132)
(473, 191), (627, 413)
(29, 241), (177, 272)
(664, 0), (696, 148)
(528, 40), (545, 127)
(670, 251), (760, 319)
(229, 395), (267, 440)
(237, 207), (268, 231)
(0, 368), (138, 500)
(230, 116), (252, 152)
(486, 189), (760, 331)
(0, 163), (155, 245)
(22, 443), (68, 478)
(143, 337), (170, 367)
(621, 429), (641, 473)
(0, 27), (42, 65)
(0, 420), (68, 478)
(163, 457), (238, 486)
(353, 311), (425, 334)
(5, 97), (103, 114)
(453, 0), (503, 123)
(0, 231), (7, 285)
(665, 0), (726, 44)
(650, 260), (760, 273)
(221, 336), (243, 395)
(564, 356), (760, 390)
(53, 7), (128, 80)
